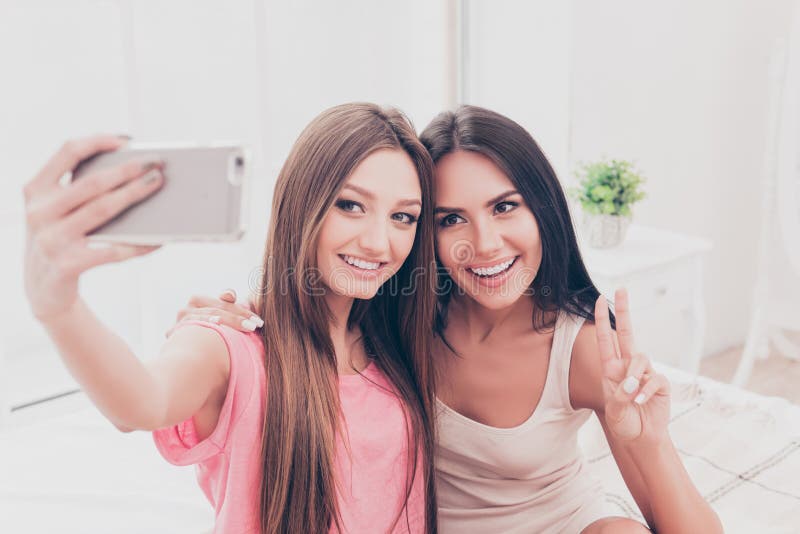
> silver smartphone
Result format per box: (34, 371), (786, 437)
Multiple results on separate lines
(71, 143), (249, 245)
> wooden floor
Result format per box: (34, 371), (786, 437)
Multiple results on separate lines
(699, 336), (800, 405)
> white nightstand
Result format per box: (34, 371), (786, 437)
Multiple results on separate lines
(580, 225), (713, 372)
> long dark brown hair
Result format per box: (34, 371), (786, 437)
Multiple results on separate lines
(420, 105), (614, 334)
(255, 103), (438, 533)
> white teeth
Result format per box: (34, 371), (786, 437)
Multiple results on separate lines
(469, 258), (515, 277)
(343, 255), (380, 270)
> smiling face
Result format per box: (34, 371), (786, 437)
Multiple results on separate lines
(434, 150), (542, 310)
(315, 148), (422, 301)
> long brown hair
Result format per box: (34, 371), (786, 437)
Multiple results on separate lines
(256, 103), (438, 533)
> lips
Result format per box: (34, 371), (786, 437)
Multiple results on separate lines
(461, 255), (521, 289)
(467, 256), (518, 278)
(341, 254), (383, 271)
(338, 254), (387, 278)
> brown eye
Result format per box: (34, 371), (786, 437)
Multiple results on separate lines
(439, 213), (465, 227)
(335, 199), (364, 213)
(495, 201), (518, 214)
(392, 212), (418, 225)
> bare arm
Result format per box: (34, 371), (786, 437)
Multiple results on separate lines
(619, 431), (720, 534)
(42, 298), (230, 432)
(571, 324), (654, 526)
(571, 290), (722, 533)
(23, 135), (230, 433)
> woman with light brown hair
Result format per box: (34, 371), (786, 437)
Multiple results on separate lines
(23, 103), (439, 533)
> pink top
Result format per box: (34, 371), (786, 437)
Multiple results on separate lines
(152, 321), (425, 534)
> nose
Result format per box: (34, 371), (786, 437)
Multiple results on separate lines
(357, 216), (391, 258)
(472, 217), (503, 258)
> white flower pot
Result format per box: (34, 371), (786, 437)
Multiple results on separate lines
(582, 212), (631, 248)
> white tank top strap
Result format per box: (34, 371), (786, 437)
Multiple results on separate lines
(544, 311), (587, 414)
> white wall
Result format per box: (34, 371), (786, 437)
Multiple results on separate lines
(465, 0), (572, 178)
(130, 0), (451, 355)
(2, 0), (795, 408)
(0, 2), (142, 405)
(466, 0), (796, 356)
(569, 0), (796, 354)
(258, 1), (450, 161)
(1, 0), (450, 405)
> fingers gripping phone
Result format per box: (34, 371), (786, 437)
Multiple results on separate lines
(71, 143), (250, 245)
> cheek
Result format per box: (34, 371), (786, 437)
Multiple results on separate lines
(315, 239), (339, 275)
(529, 219), (542, 251)
(315, 232), (331, 264)
(390, 228), (417, 262)
(437, 230), (483, 270)
(316, 213), (338, 254)
(519, 217), (543, 260)
(435, 233), (459, 268)
(316, 213), (356, 256)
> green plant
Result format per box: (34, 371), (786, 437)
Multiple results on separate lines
(569, 159), (646, 216)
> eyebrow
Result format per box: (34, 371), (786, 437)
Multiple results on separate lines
(342, 183), (422, 208)
(434, 189), (520, 214)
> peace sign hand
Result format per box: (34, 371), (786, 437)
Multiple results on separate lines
(594, 289), (671, 445)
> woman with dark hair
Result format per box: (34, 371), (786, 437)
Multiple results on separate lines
(184, 105), (722, 533)
(420, 106), (721, 533)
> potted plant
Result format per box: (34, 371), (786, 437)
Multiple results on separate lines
(569, 158), (646, 248)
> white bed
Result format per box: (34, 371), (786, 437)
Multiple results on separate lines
(1, 366), (798, 534)
(580, 365), (800, 534)
(0, 397), (213, 533)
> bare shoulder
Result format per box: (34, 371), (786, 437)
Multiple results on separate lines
(159, 324), (231, 379)
(568, 320), (609, 412)
(146, 323), (232, 430)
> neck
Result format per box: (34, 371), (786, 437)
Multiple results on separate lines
(451, 293), (534, 343)
(326, 289), (354, 330)
(324, 290), (361, 373)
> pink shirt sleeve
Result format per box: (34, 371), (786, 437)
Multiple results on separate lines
(152, 320), (260, 465)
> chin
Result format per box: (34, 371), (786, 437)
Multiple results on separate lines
(470, 292), (525, 311)
(328, 281), (382, 301)
(351, 288), (381, 300)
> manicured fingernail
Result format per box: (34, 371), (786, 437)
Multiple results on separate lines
(209, 316), (221, 324)
(623, 375), (640, 394)
(141, 160), (164, 172)
(140, 168), (163, 185)
(634, 393), (646, 405)
(241, 318), (257, 331)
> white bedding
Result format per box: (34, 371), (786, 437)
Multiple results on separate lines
(579, 364), (800, 534)
(0, 399), (213, 533)
(1, 366), (798, 534)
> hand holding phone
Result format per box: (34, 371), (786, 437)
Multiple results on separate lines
(71, 142), (249, 244)
(23, 135), (165, 322)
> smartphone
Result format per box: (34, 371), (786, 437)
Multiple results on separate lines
(70, 143), (250, 245)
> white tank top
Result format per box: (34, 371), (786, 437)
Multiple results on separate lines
(435, 312), (609, 533)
